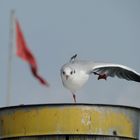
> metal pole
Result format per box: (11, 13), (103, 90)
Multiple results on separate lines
(6, 10), (15, 106)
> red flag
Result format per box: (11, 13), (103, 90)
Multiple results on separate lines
(16, 19), (49, 87)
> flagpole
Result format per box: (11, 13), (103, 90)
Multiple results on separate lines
(6, 10), (15, 106)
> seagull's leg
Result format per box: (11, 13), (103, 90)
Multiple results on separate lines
(93, 72), (107, 80)
(72, 92), (76, 103)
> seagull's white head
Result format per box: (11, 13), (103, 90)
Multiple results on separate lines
(61, 66), (76, 80)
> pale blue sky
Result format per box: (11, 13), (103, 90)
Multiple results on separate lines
(0, 0), (140, 107)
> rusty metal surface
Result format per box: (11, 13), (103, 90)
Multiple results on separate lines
(0, 104), (139, 139)
(1, 135), (136, 140)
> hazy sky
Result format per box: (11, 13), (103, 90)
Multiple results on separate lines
(0, 0), (140, 107)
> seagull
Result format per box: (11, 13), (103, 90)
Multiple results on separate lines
(60, 54), (140, 103)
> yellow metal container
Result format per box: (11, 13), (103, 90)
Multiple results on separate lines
(0, 104), (139, 139)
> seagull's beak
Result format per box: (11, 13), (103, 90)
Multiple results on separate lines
(66, 75), (69, 80)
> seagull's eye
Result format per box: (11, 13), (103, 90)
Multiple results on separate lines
(70, 71), (73, 75)
(63, 71), (65, 75)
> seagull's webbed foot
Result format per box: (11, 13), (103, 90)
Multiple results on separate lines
(93, 72), (107, 80)
(72, 93), (77, 103)
(98, 74), (107, 80)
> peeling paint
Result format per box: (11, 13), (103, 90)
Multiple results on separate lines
(0, 104), (139, 139)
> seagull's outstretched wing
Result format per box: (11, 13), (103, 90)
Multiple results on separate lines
(90, 63), (140, 82)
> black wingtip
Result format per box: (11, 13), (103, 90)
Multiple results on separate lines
(70, 54), (77, 62)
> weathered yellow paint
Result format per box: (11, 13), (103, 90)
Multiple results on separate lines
(0, 105), (137, 139)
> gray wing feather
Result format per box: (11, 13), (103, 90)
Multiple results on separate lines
(91, 63), (140, 82)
